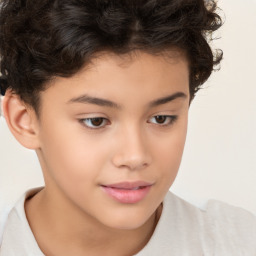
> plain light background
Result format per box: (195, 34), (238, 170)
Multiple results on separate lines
(0, 0), (256, 233)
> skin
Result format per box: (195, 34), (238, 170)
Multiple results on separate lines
(3, 51), (190, 256)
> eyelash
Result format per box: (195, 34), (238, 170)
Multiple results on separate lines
(79, 115), (178, 130)
(80, 117), (109, 129)
(148, 115), (178, 126)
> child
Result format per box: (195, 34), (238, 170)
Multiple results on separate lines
(0, 0), (255, 255)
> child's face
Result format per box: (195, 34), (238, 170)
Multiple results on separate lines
(36, 51), (189, 229)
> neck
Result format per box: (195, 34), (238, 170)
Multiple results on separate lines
(25, 187), (162, 256)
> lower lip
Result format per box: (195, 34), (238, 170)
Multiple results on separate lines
(101, 186), (151, 204)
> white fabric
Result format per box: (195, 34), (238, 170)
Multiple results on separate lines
(1, 188), (256, 256)
(0, 188), (43, 256)
(135, 192), (256, 256)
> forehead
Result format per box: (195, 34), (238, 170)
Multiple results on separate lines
(81, 50), (189, 78)
(41, 50), (190, 108)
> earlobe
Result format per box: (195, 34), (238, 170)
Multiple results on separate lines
(2, 90), (40, 149)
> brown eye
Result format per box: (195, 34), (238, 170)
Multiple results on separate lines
(155, 116), (166, 124)
(82, 117), (108, 129)
(149, 115), (178, 126)
(91, 118), (104, 126)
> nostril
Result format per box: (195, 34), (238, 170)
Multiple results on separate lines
(112, 156), (150, 171)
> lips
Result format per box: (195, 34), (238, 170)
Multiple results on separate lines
(101, 181), (153, 204)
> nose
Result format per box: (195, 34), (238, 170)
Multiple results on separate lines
(111, 125), (152, 171)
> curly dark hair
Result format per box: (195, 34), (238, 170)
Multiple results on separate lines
(0, 0), (222, 113)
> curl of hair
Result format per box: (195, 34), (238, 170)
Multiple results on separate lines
(0, 0), (223, 112)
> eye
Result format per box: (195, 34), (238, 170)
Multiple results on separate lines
(148, 115), (177, 126)
(81, 117), (109, 129)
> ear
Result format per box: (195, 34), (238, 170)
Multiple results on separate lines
(2, 90), (40, 149)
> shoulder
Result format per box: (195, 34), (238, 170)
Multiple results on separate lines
(165, 191), (256, 227)
(205, 198), (256, 250)
(167, 192), (256, 254)
(0, 187), (44, 256)
(167, 191), (256, 228)
(136, 192), (256, 256)
(0, 205), (13, 248)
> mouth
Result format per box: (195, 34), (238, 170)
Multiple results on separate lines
(101, 181), (153, 204)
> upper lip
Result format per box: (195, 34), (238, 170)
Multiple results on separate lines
(102, 181), (153, 189)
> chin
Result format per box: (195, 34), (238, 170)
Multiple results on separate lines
(100, 210), (154, 231)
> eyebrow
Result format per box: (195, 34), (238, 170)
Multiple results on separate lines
(68, 95), (121, 108)
(68, 92), (187, 109)
(148, 92), (187, 107)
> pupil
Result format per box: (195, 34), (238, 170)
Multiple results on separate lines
(91, 118), (103, 126)
(156, 116), (166, 123)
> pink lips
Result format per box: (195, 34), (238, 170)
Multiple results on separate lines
(101, 181), (153, 204)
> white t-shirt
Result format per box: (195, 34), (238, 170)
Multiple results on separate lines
(1, 188), (256, 256)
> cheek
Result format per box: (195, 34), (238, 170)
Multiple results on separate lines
(153, 120), (187, 181)
(38, 119), (112, 188)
